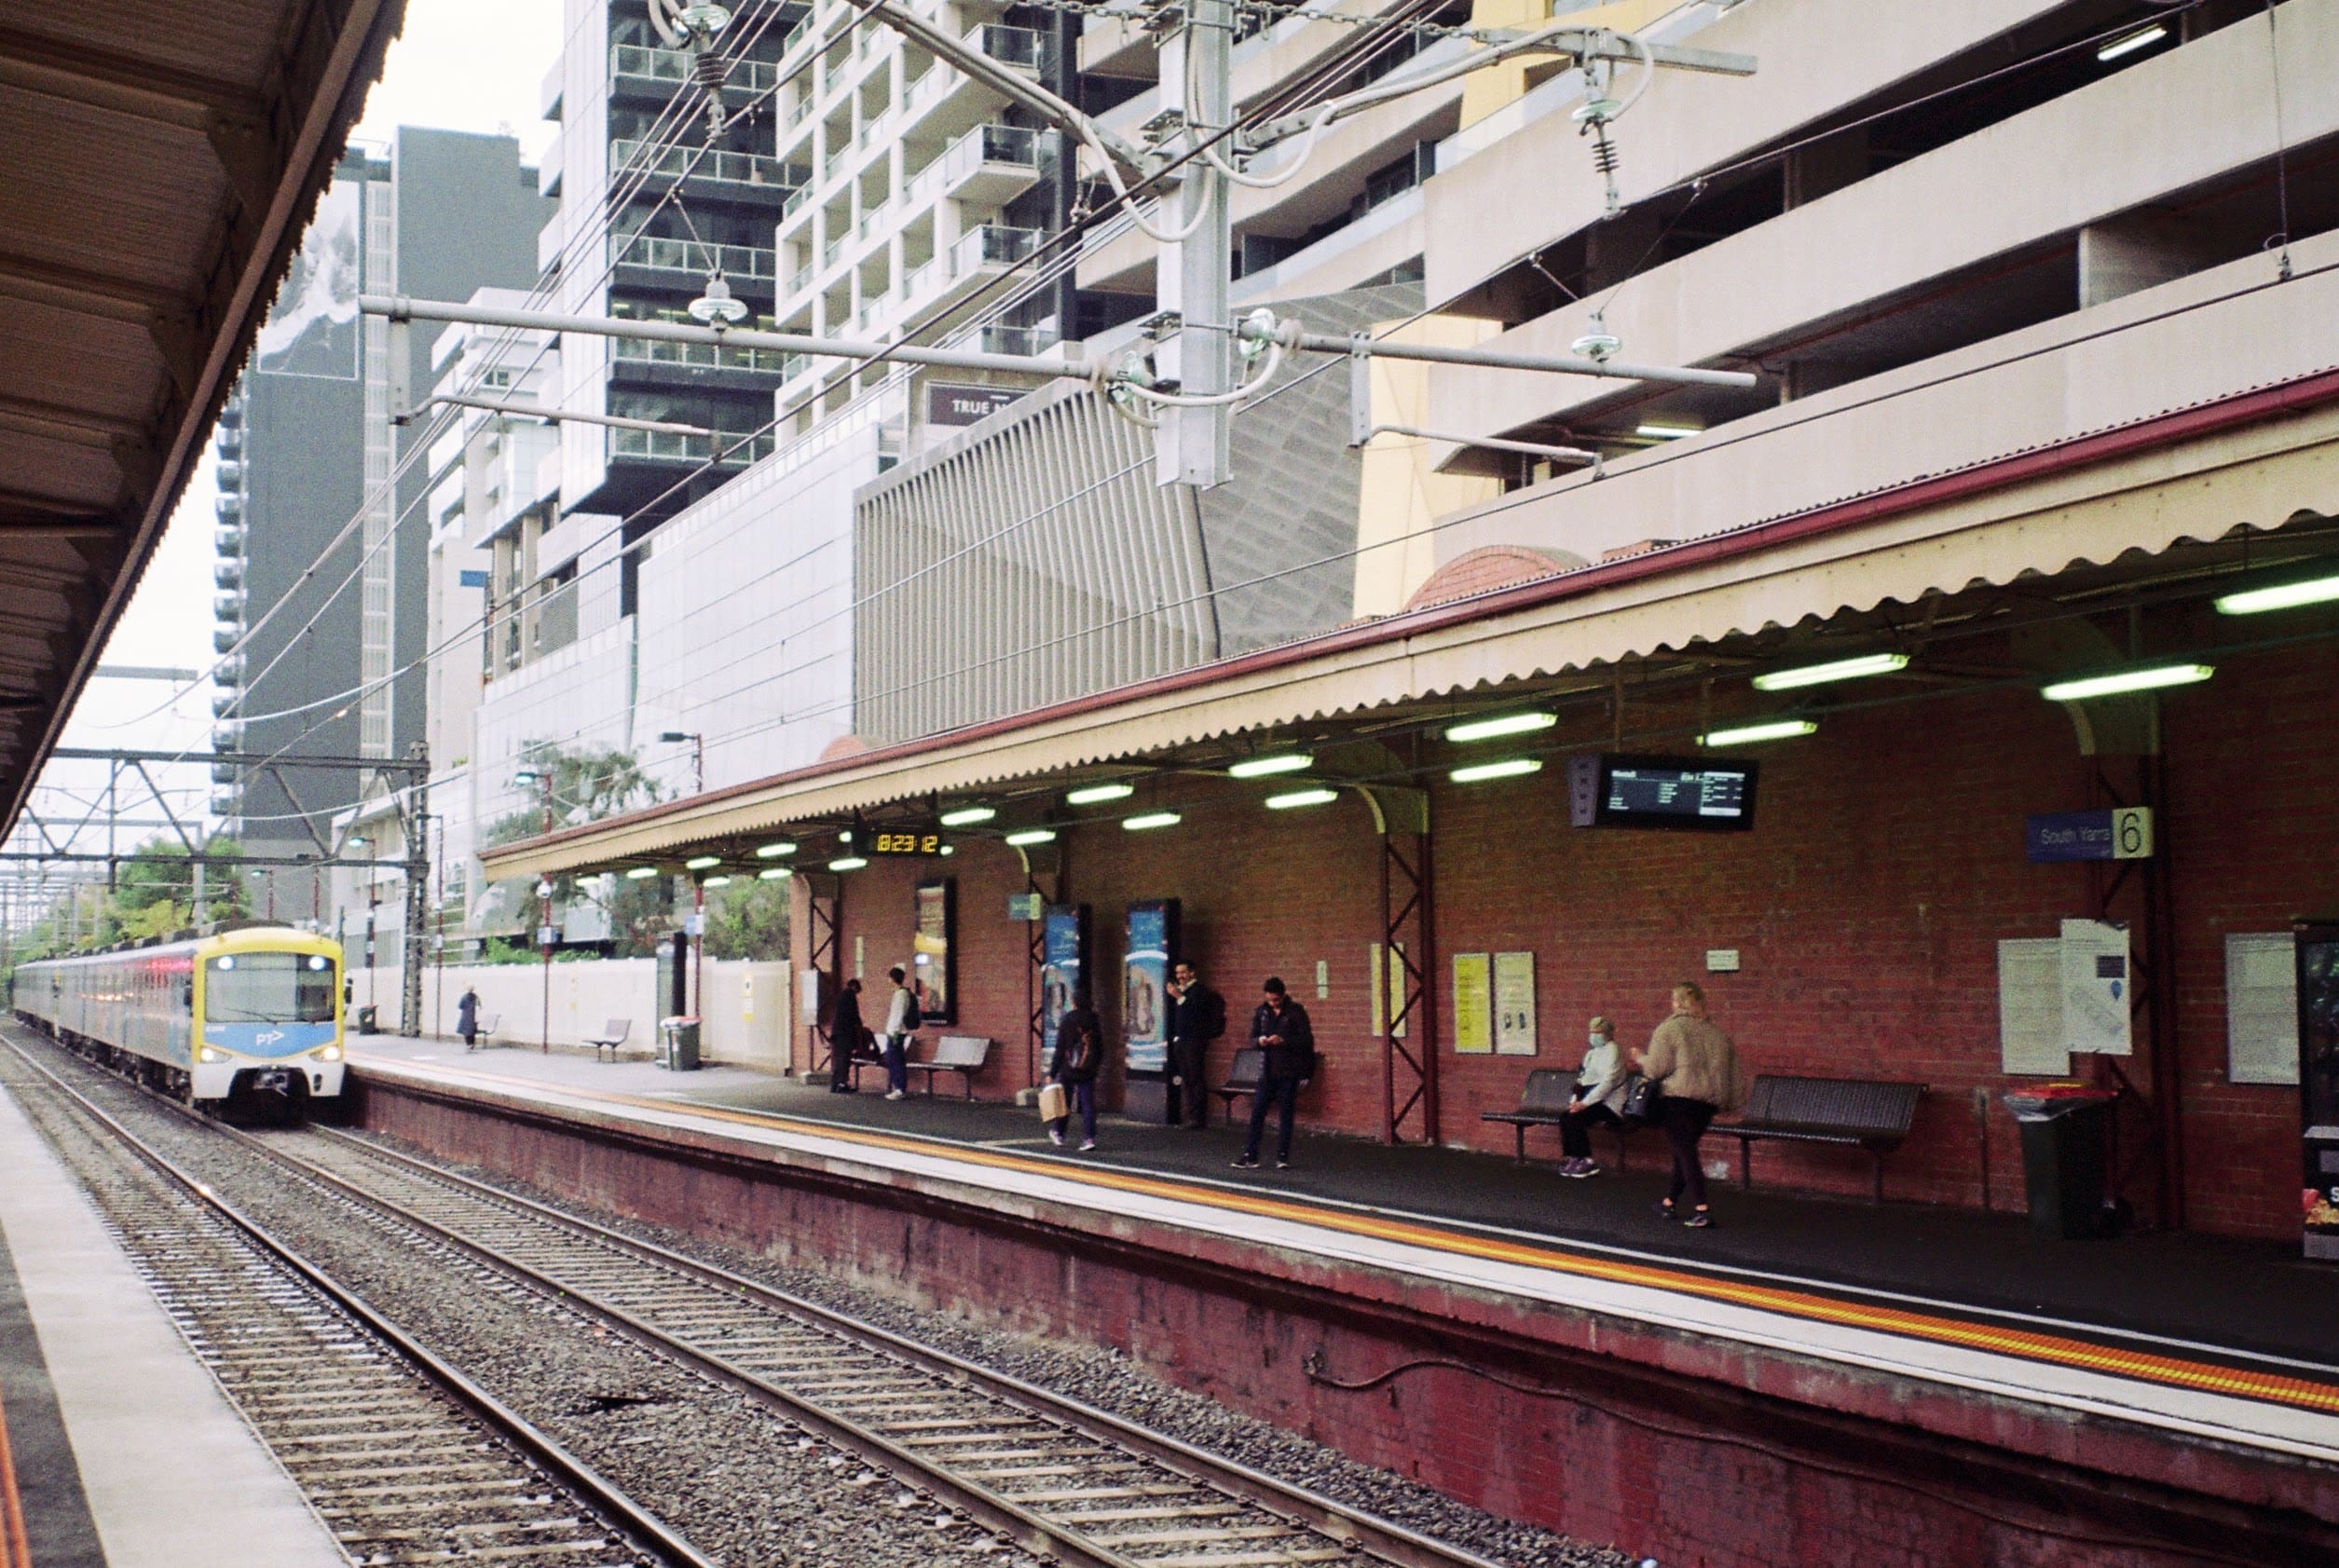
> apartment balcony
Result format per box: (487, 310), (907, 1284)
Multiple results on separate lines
(217, 398), (241, 429)
(210, 788), (240, 817)
(611, 232), (776, 290)
(211, 763), (238, 784)
(214, 494), (241, 524)
(609, 139), (800, 208)
(211, 723), (241, 753)
(900, 224), (1041, 323)
(941, 123), (1040, 207)
(978, 320), (1056, 357)
(213, 524), (243, 555)
(609, 425), (775, 467)
(213, 559), (242, 589)
(609, 42), (779, 102)
(213, 427), (241, 461)
(212, 590), (243, 621)
(609, 334), (791, 385)
(215, 459), (242, 489)
(212, 626), (238, 654)
(212, 691), (238, 718)
(897, 25), (1045, 140)
(212, 655), (243, 687)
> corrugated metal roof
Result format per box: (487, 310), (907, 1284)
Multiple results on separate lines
(0, 2), (404, 834)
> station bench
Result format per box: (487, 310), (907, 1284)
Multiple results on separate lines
(465, 1014), (501, 1052)
(907, 1034), (991, 1098)
(1211, 1047), (1312, 1116)
(586, 1018), (632, 1062)
(1482, 1068), (1641, 1167)
(1725, 1073), (1927, 1203)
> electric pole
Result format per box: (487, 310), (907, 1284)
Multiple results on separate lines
(1153, 0), (1235, 490)
(400, 742), (431, 1036)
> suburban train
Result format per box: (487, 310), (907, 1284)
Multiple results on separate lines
(14, 926), (345, 1114)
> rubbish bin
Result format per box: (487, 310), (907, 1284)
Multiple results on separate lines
(2004, 1086), (2115, 1239)
(354, 1004), (379, 1035)
(659, 1016), (701, 1071)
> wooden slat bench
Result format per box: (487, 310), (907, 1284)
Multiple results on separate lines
(585, 1018), (631, 1062)
(1725, 1073), (1927, 1202)
(1481, 1068), (1640, 1166)
(908, 1034), (991, 1098)
(1211, 1047), (1310, 1115)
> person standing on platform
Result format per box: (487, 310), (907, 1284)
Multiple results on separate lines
(1233, 976), (1312, 1171)
(1559, 1015), (1627, 1177)
(880, 965), (917, 1100)
(457, 986), (482, 1051)
(1048, 987), (1104, 1151)
(828, 977), (867, 1094)
(1165, 961), (1224, 1129)
(1635, 981), (1740, 1227)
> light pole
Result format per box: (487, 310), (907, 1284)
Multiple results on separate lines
(658, 732), (707, 1021)
(658, 730), (704, 796)
(516, 766), (555, 1052)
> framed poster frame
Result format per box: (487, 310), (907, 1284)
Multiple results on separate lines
(914, 878), (956, 1026)
(1040, 903), (1091, 1067)
(1122, 900), (1179, 1078)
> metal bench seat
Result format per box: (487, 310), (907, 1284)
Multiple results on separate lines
(1726, 1073), (1926, 1202)
(1482, 1067), (1639, 1166)
(1211, 1047), (1309, 1112)
(906, 1034), (991, 1098)
(585, 1018), (632, 1061)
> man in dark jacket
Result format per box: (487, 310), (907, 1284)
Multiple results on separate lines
(1048, 987), (1104, 1151)
(457, 987), (481, 1050)
(828, 976), (866, 1093)
(1233, 976), (1313, 1171)
(1165, 961), (1224, 1129)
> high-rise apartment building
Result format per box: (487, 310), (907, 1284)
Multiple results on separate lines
(212, 130), (553, 920)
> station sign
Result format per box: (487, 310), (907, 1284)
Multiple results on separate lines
(2025, 807), (2152, 863)
(1006, 893), (1045, 921)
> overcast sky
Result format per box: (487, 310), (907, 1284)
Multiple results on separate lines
(30, 0), (564, 851)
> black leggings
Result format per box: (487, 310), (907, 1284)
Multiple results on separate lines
(1658, 1097), (1719, 1207)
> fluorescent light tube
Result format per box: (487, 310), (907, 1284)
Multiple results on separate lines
(1005, 828), (1057, 846)
(1264, 788), (1339, 810)
(1066, 782), (1134, 805)
(1228, 753), (1311, 778)
(1449, 758), (1544, 784)
(755, 841), (796, 858)
(1699, 718), (1817, 746)
(2215, 571), (2339, 616)
(2096, 24), (2166, 62)
(1635, 422), (1699, 440)
(624, 866), (661, 879)
(938, 805), (995, 826)
(828, 856), (869, 871)
(685, 855), (721, 870)
(2040, 663), (2213, 702)
(1122, 811), (1182, 831)
(1445, 711), (1556, 743)
(1753, 652), (1909, 690)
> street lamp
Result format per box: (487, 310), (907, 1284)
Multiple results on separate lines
(658, 731), (704, 795)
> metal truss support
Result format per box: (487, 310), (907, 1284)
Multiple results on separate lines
(1365, 781), (1437, 1146)
(398, 743), (430, 1037)
(2086, 752), (2182, 1231)
(1015, 839), (1064, 1088)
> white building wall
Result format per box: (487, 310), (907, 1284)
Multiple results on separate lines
(350, 956), (793, 1068)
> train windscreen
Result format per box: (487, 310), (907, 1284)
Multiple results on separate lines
(206, 952), (336, 1024)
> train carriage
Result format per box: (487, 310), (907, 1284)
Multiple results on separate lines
(15, 926), (345, 1114)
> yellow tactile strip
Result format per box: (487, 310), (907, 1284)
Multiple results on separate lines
(372, 1062), (2339, 1420)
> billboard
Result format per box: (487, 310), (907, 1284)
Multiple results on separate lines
(253, 179), (363, 379)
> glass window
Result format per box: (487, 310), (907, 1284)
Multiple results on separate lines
(206, 952), (336, 1023)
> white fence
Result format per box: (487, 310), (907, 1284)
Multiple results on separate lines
(349, 957), (794, 1072)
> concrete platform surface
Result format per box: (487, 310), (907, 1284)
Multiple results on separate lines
(350, 1036), (2339, 1461)
(0, 1080), (345, 1568)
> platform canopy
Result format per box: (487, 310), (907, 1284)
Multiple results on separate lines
(0, 1), (402, 834)
(478, 379), (2339, 884)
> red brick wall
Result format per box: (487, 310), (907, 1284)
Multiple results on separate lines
(807, 645), (2329, 1239)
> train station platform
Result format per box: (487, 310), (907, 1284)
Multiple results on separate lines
(345, 1033), (2339, 1568)
(0, 1075), (344, 1568)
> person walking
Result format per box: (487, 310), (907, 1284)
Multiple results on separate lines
(1558, 1015), (1628, 1177)
(1233, 976), (1312, 1171)
(1165, 961), (1224, 1129)
(456, 986), (482, 1051)
(880, 965), (917, 1100)
(1634, 981), (1741, 1227)
(1048, 987), (1104, 1151)
(828, 977), (867, 1094)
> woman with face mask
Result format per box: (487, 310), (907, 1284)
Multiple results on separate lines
(1559, 1016), (1629, 1177)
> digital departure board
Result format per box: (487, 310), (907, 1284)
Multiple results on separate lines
(1567, 755), (1758, 832)
(868, 826), (946, 856)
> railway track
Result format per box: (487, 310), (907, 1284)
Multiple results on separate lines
(11, 1030), (1515, 1568)
(0, 1040), (713, 1568)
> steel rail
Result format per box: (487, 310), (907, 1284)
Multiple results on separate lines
(297, 1123), (1518, 1568)
(0, 1036), (722, 1568)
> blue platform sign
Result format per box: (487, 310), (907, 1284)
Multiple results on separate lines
(2026, 807), (2153, 863)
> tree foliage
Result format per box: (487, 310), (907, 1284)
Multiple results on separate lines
(704, 876), (789, 961)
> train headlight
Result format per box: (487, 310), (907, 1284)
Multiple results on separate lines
(197, 1046), (228, 1063)
(317, 1044), (343, 1062)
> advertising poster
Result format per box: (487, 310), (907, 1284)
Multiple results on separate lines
(2059, 918), (2133, 1057)
(255, 179), (362, 378)
(1452, 953), (1492, 1054)
(1040, 904), (1089, 1068)
(1122, 901), (1177, 1075)
(1494, 950), (1538, 1056)
(914, 879), (955, 1025)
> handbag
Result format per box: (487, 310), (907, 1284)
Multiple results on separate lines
(1618, 1072), (1662, 1123)
(1037, 1083), (1069, 1122)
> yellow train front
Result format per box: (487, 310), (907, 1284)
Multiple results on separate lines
(15, 926), (345, 1115)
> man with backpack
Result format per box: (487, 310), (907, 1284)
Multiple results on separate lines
(1233, 976), (1313, 1171)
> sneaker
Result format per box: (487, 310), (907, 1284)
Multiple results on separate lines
(1231, 1154), (1259, 1169)
(1048, 1128), (1065, 1147)
(1275, 1158), (1291, 1171)
(1653, 1200), (1676, 1219)
(1683, 1209), (1713, 1229)
(884, 1090), (906, 1101)
(1572, 1159), (1604, 1179)
(1079, 1139), (1097, 1152)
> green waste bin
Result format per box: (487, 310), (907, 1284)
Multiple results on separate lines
(2004, 1087), (2114, 1239)
(354, 1004), (379, 1035)
(659, 1016), (701, 1071)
